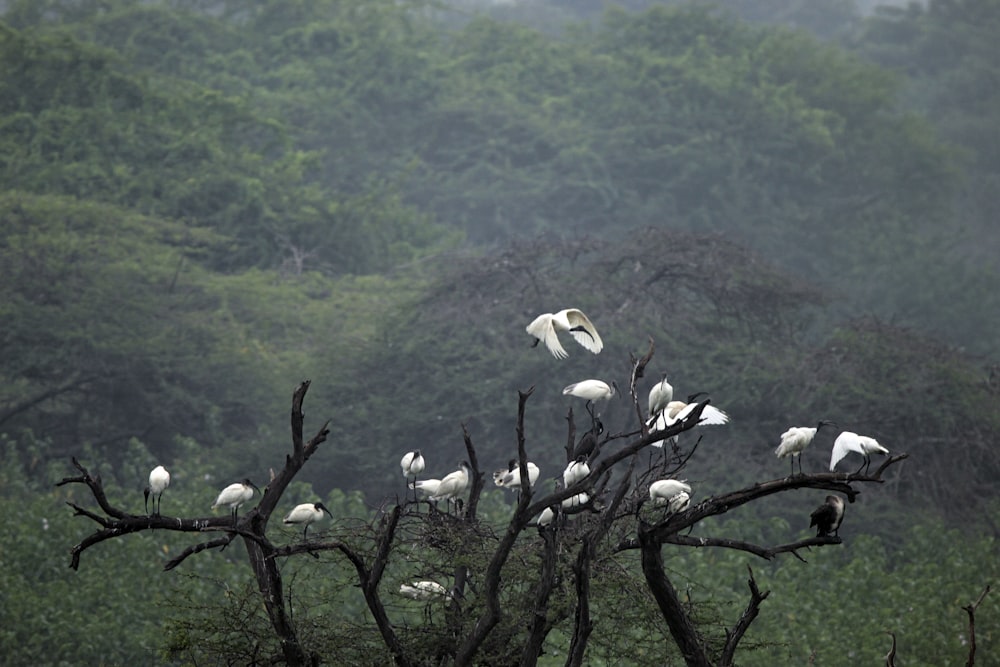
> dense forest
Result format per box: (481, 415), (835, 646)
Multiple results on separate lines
(1, 0), (998, 664)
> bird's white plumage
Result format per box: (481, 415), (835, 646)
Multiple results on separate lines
(563, 458), (591, 487)
(526, 309), (603, 359)
(400, 450), (425, 478)
(149, 465), (170, 494)
(561, 492), (589, 508)
(562, 379), (615, 402)
(212, 480), (257, 512)
(410, 478), (442, 498)
(668, 491), (691, 513)
(430, 462), (471, 502)
(283, 502), (331, 527)
(775, 427), (819, 460)
(649, 479), (692, 506)
(538, 507), (555, 526)
(830, 431), (889, 471)
(648, 400), (730, 448)
(493, 460), (540, 490)
(648, 377), (674, 417)
(399, 581), (450, 601)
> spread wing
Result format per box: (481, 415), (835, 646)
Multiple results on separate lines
(564, 309), (603, 354)
(526, 314), (568, 359)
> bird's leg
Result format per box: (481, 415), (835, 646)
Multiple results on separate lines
(144, 488), (150, 516)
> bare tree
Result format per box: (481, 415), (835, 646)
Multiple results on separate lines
(60, 349), (907, 665)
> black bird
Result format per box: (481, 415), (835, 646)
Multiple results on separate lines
(810, 495), (845, 537)
(573, 418), (604, 461)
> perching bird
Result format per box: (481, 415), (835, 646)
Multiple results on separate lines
(668, 491), (691, 514)
(493, 459), (540, 490)
(830, 431), (889, 473)
(648, 395), (730, 448)
(283, 502), (332, 538)
(212, 478), (260, 523)
(775, 420), (836, 476)
(400, 450), (425, 481)
(399, 581), (450, 601)
(144, 465), (170, 517)
(526, 308), (603, 359)
(647, 375), (674, 418)
(810, 495), (845, 537)
(563, 379), (619, 419)
(649, 479), (692, 507)
(431, 461), (472, 508)
(537, 506), (556, 527)
(573, 418), (604, 461)
(563, 456), (591, 488)
(410, 478), (443, 502)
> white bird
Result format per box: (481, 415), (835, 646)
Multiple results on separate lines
(561, 492), (590, 508)
(400, 450), (425, 480)
(563, 456), (591, 488)
(649, 479), (692, 506)
(399, 581), (450, 601)
(410, 478), (443, 501)
(430, 462), (472, 508)
(668, 491), (691, 514)
(493, 459), (540, 490)
(775, 420), (836, 476)
(830, 431), (889, 473)
(144, 465), (170, 517)
(212, 478), (259, 522)
(283, 502), (332, 538)
(648, 395), (730, 447)
(647, 375), (674, 418)
(537, 507), (556, 527)
(563, 379), (619, 419)
(526, 308), (603, 359)
(810, 495), (845, 536)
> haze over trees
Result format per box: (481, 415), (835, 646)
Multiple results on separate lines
(1, 0), (998, 664)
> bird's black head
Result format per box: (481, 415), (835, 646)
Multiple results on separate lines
(243, 478), (260, 492)
(817, 420), (837, 430)
(315, 502), (332, 517)
(507, 459), (517, 471)
(611, 380), (622, 397)
(574, 454), (588, 464)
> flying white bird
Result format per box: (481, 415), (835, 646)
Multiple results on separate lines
(774, 420), (836, 476)
(212, 478), (260, 522)
(526, 308), (603, 359)
(399, 581), (451, 601)
(400, 450), (425, 481)
(563, 456), (591, 488)
(810, 495), (845, 537)
(493, 459), (540, 490)
(144, 465), (170, 517)
(830, 431), (889, 473)
(647, 375), (674, 418)
(649, 479), (692, 507)
(283, 502), (332, 538)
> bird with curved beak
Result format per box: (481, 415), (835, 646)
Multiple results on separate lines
(810, 495), (845, 537)
(526, 308), (603, 359)
(212, 478), (260, 524)
(775, 420), (836, 476)
(283, 502), (333, 539)
(144, 465), (170, 517)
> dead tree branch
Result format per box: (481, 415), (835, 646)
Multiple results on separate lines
(964, 584), (991, 667)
